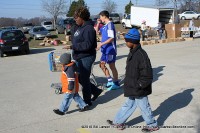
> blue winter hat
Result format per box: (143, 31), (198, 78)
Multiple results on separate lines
(124, 28), (140, 44)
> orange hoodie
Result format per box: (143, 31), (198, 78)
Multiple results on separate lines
(60, 62), (79, 93)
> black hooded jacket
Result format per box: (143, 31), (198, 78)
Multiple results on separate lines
(124, 45), (153, 97)
(71, 21), (96, 60)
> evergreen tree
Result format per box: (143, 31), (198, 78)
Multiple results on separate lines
(125, 0), (134, 14)
(67, 0), (88, 17)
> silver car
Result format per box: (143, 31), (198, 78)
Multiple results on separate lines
(109, 13), (120, 24)
(29, 26), (51, 40)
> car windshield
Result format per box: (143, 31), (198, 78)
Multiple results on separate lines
(24, 23), (33, 26)
(110, 13), (119, 17)
(2, 30), (24, 40)
(33, 27), (47, 32)
(43, 22), (52, 25)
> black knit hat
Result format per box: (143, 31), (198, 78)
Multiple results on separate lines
(59, 53), (71, 65)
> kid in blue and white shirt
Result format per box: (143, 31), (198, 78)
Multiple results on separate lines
(95, 10), (120, 90)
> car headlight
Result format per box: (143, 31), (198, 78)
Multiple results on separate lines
(36, 34), (42, 37)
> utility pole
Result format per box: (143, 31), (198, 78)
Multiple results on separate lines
(173, 0), (178, 23)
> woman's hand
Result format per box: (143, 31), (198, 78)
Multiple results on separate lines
(96, 43), (102, 51)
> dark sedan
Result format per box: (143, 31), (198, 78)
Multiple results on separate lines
(0, 30), (30, 57)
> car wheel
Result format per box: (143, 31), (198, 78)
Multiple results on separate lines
(122, 23), (127, 29)
(181, 16), (186, 20)
(198, 16), (200, 20)
(0, 50), (3, 57)
(25, 48), (30, 54)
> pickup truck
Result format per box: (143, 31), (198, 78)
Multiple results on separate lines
(55, 18), (75, 35)
(121, 14), (132, 29)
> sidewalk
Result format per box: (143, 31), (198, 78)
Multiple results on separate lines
(0, 39), (200, 133)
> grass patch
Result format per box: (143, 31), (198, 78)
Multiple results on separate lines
(26, 30), (69, 48)
(27, 24), (128, 48)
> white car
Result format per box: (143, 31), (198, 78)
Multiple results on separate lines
(178, 11), (200, 20)
(41, 21), (54, 31)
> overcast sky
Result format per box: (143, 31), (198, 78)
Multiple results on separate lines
(0, 0), (157, 19)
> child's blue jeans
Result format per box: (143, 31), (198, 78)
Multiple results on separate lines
(59, 93), (87, 112)
(113, 96), (157, 127)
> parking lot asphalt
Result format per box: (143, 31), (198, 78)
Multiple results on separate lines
(0, 39), (200, 133)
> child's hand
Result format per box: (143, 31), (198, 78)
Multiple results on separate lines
(97, 19), (101, 24)
(62, 45), (72, 49)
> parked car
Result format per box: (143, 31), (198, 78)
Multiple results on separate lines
(178, 11), (200, 20)
(29, 26), (51, 40)
(22, 23), (33, 33)
(55, 17), (76, 35)
(109, 13), (120, 24)
(0, 29), (30, 57)
(1, 26), (18, 30)
(41, 21), (54, 31)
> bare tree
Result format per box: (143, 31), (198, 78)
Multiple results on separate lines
(155, 0), (200, 12)
(41, 0), (67, 27)
(155, 0), (169, 6)
(102, 0), (117, 14)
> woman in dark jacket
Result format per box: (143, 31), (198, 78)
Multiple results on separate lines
(72, 7), (102, 106)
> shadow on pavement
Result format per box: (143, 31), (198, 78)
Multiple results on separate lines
(66, 109), (80, 114)
(3, 48), (55, 57)
(126, 88), (194, 126)
(153, 66), (165, 82)
(30, 47), (55, 54)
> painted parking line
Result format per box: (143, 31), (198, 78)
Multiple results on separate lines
(77, 128), (91, 133)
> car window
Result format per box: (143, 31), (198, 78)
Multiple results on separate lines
(2, 30), (24, 40)
(63, 19), (75, 24)
(33, 27), (46, 32)
(24, 23), (33, 26)
(43, 21), (52, 25)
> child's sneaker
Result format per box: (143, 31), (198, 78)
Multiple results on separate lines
(53, 109), (66, 115)
(107, 84), (120, 91)
(106, 120), (126, 130)
(141, 126), (159, 132)
(79, 105), (89, 112)
(106, 81), (113, 88)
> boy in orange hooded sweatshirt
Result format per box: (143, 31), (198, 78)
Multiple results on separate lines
(53, 53), (88, 115)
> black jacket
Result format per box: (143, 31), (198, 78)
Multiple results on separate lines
(124, 45), (153, 97)
(71, 21), (96, 60)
